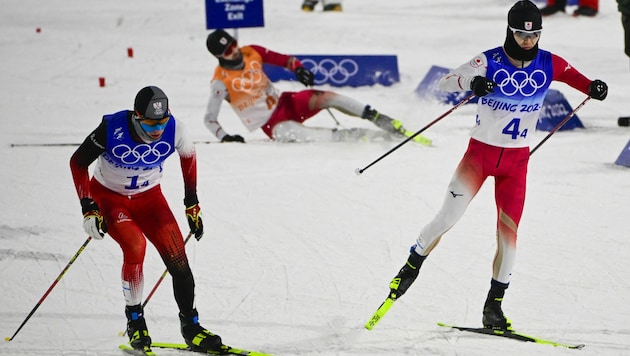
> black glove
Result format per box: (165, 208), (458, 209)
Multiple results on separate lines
(221, 134), (245, 143)
(588, 79), (607, 101)
(295, 66), (314, 87)
(81, 198), (107, 240)
(184, 195), (204, 241)
(470, 76), (496, 97)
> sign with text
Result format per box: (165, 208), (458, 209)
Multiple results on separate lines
(264, 55), (400, 87)
(205, 0), (264, 29)
(536, 89), (584, 132)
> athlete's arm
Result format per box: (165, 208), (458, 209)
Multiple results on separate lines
(69, 120), (106, 199)
(174, 119), (198, 201)
(250, 45), (302, 70)
(439, 53), (489, 92)
(203, 80), (230, 140)
(550, 54), (591, 95)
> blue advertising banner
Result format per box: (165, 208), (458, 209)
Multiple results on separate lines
(415, 65), (583, 132)
(415, 65), (478, 105)
(537, 89), (584, 132)
(614, 139), (630, 167)
(264, 55), (399, 87)
(205, 0), (264, 30)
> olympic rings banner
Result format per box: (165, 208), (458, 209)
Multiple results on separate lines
(263, 55), (400, 87)
(415, 65), (583, 132)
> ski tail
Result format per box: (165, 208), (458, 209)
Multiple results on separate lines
(150, 342), (273, 355)
(437, 322), (585, 349)
(119, 344), (156, 355)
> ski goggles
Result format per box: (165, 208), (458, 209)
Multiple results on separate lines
(138, 116), (169, 133)
(509, 27), (541, 40)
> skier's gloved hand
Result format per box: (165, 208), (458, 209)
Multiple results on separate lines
(470, 76), (496, 97)
(184, 195), (204, 241)
(81, 198), (107, 240)
(221, 134), (245, 143)
(295, 67), (314, 87)
(588, 79), (608, 100)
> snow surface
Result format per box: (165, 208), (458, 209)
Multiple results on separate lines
(1, 0), (629, 355)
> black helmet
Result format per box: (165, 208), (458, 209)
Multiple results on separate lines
(206, 29), (236, 56)
(508, 0), (542, 32)
(134, 86), (168, 119)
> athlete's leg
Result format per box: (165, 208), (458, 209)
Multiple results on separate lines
(132, 188), (196, 314)
(90, 180), (147, 306)
(492, 148), (529, 284)
(413, 139), (487, 256)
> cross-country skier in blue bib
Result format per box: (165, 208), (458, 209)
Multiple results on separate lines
(70, 86), (225, 353)
(382, 0), (608, 330)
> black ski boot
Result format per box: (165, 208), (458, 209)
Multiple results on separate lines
(361, 106), (407, 137)
(301, 0), (318, 11)
(125, 304), (151, 350)
(540, 0), (566, 16)
(482, 279), (512, 330)
(323, 3), (342, 11)
(389, 250), (426, 300)
(180, 309), (223, 352)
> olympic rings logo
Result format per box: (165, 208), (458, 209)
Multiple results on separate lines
(301, 58), (359, 85)
(232, 61), (263, 92)
(493, 69), (547, 97)
(111, 141), (172, 165)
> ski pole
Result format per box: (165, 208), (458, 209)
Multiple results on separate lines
(326, 108), (342, 127)
(355, 93), (475, 175)
(529, 96), (590, 156)
(5, 236), (92, 341)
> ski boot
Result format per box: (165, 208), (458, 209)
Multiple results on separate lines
(389, 250), (426, 300)
(540, 0), (565, 16)
(573, 6), (597, 17)
(301, 0), (318, 11)
(180, 309), (223, 352)
(361, 106), (432, 146)
(323, 3), (342, 11)
(125, 304), (152, 350)
(362, 106), (406, 136)
(482, 280), (512, 330)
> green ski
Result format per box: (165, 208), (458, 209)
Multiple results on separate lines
(151, 342), (272, 355)
(437, 322), (585, 349)
(365, 297), (396, 330)
(119, 344), (157, 355)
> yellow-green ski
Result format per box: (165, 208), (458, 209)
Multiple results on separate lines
(437, 322), (585, 349)
(150, 342), (272, 355)
(365, 297), (396, 330)
(119, 343), (156, 355)
(403, 130), (432, 146)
